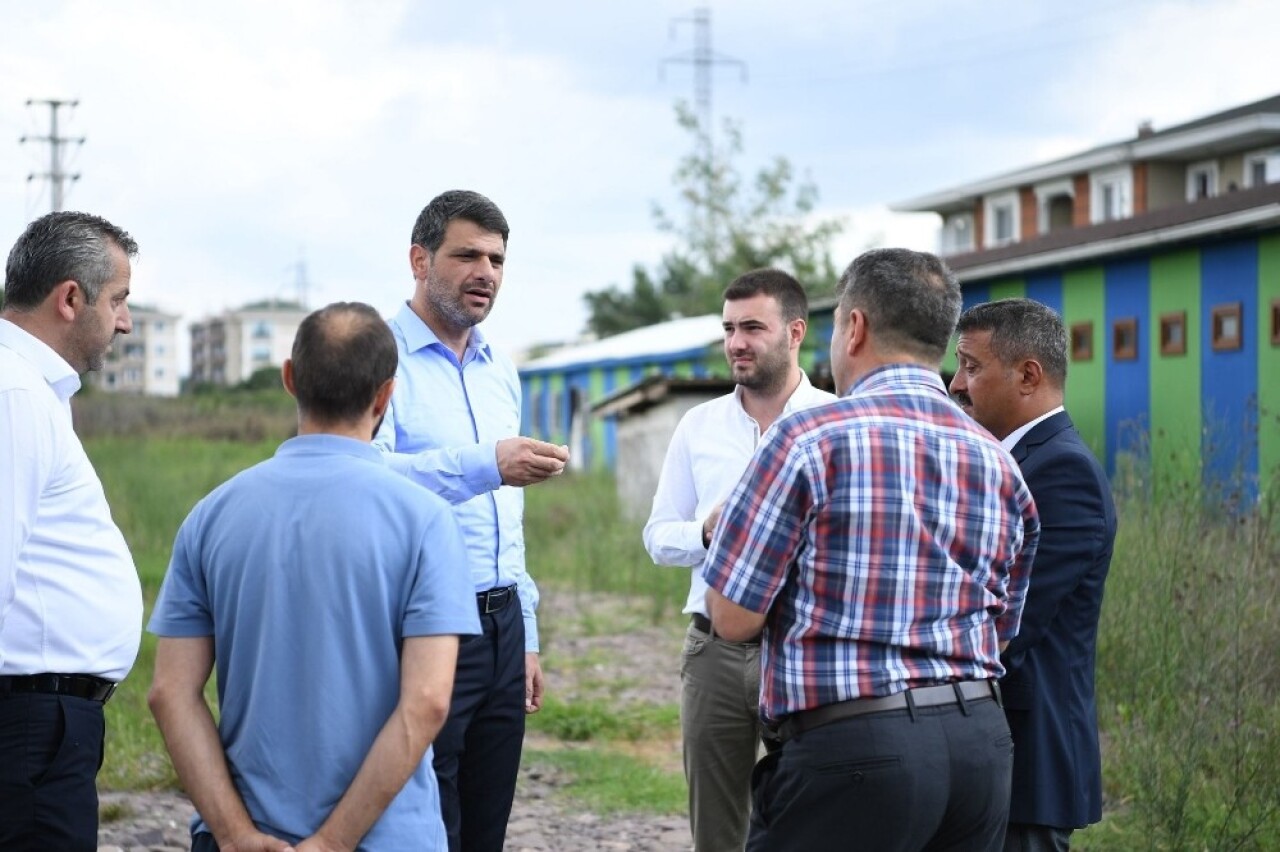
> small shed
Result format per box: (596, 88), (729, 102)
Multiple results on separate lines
(592, 376), (736, 519)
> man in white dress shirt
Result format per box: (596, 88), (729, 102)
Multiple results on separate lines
(0, 212), (143, 851)
(642, 269), (836, 852)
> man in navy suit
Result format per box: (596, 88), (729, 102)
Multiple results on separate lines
(950, 298), (1117, 852)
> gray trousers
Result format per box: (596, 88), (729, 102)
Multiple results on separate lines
(681, 620), (763, 852)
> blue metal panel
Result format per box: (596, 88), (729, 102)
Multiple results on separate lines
(961, 283), (990, 310)
(1104, 259), (1150, 476)
(603, 369), (617, 466)
(1024, 271), (1063, 317)
(1200, 239), (1259, 503)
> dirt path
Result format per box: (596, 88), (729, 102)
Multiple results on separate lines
(97, 590), (693, 851)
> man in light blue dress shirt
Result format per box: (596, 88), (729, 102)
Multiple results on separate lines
(374, 190), (569, 852)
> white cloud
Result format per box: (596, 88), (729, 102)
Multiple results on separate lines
(1, 0), (1276, 369)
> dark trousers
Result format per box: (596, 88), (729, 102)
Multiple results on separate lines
(433, 594), (527, 852)
(0, 693), (105, 852)
(1003, 824), (1073, 852)
(747, 696), (1013, 852)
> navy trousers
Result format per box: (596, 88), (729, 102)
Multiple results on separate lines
(433, 593), (527, 852)
(748, 695), (1014, 852)
(0, 693), (105, 852)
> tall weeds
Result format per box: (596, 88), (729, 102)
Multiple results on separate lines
(1087, 446), (1280, 849)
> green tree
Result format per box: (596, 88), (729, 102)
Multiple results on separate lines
(583, 103), (845, 337)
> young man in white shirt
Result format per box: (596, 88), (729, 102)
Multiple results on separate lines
(0, 212), (143, 851)
(643, 269), (836, 852)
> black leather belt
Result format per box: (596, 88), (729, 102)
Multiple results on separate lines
(776, 680), (1000, 743)
(0, 673), (118, 704)
(690, 613), (761, 645)
(477, 585), (516, 615)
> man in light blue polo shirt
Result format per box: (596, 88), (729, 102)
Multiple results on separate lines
(374, 190), (569, 852)
(148, 302), (479, 851)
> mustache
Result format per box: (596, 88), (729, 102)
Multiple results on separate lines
(953, 392), (973, 408)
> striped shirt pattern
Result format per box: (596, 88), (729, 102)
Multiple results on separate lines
(702, 364), (1040, 723)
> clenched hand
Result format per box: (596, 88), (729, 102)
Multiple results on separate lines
(497, 438), (569, 486)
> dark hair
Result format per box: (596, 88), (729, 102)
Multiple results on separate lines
(290, 302), (398, 423)
(834, 248), (961, 363)
(4, 211), (138, 310)
(956, 298), (1068, 386)
(723, 268), (809, 322)
(410, 190), (509, 253)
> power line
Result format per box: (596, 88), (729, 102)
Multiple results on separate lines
(661, 7), (747, 147)
(660, 7), (747, 265)
(20, 98), (84, 212)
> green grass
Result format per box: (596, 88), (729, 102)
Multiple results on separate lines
(529, 696), (680, 743)
(89, 436), (278, 790)
(79, 420), (1280, 840)
(1074, 477), (1280, 850)
(522, 747), (686, 816)
(524, 472), (689, 617)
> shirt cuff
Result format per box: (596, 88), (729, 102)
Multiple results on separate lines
(523, 612), (539, 653)
(462, 442), (503, 492)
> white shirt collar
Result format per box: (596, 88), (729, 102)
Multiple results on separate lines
(1001, 405), (1065, 452)
(0, 317), (80, 402)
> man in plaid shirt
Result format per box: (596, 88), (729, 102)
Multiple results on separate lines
(703, 248), (1040, 852)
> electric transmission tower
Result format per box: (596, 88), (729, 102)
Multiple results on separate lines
(661, 7), (746, 265)
(21, 99), (84, 212)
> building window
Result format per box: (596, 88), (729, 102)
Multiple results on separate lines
(1211, 303), (1242, 351)
(1159, 311), (1187, 356)
(941, 213), (974, 254)
(1244, 148), (1280, 188)
(1112, 318), (1138, 361)
(153, 321), (165, 331)
(1185, 161), (1218, 201)
(1090, 167), (1132, 223)
(983, 192), (1019, 247)
(1272, 298), (1280, 346)
(252, 321), (273, 339)
(1070, 322), (1093, 361)
(251, 346), (271, 362)
(1034, 179), (1074, 235)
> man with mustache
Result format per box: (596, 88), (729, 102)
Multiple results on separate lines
(950, 298), (1116, 852)
(643, 269), (835, 852)
(0, 212), (142, 850)
(374, 190), (569, 852)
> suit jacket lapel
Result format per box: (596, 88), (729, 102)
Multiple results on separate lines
(1011, 410), (1074, 464)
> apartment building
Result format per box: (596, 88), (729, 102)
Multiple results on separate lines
(894, 93), (1280, 500)
(90, 304), (181, 396)
(189, 299), (308, 387)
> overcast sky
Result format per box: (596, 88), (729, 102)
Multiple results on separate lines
(2, 0), (1276, 367)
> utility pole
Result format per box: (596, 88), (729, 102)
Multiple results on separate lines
(21, 99), (84, 212)
(661, 7), (746, 265)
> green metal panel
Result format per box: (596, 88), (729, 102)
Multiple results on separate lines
(588, 367), (607, 471)
(547, 373), (566, 444)
(526, 374), (545, 439)
(671, 359), (695, 379)
(1061, 267), (1107, 459)
(986, 278), (1027, 301)
(1148, 249), (1202, 496)
(1259, 233), (1280, 491)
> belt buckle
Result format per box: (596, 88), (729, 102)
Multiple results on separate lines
(481, 587), (508, 615)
